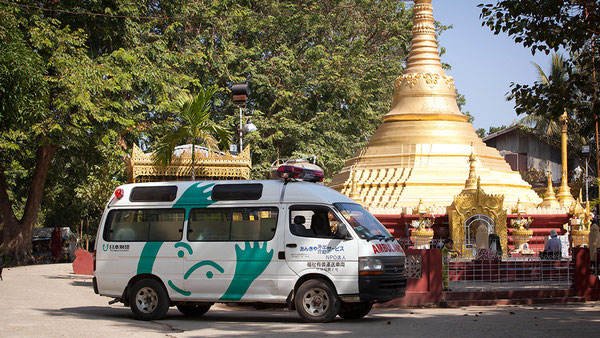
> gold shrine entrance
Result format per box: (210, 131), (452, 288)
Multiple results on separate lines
(449, 180), (508, 258)
(126, 144), (252, 183)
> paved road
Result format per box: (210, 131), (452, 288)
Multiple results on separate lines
(1, 264), (599, 337)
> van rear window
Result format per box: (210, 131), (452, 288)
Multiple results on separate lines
(103, 208), (185, 242)
(211, 184), (263, 201)
(130, 186), (177, 202)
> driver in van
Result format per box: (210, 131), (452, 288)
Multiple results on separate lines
(328, 211), (340, 235)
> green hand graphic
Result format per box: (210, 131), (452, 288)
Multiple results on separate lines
(220, 241), (273, 301)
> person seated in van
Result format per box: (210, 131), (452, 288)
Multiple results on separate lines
(541, 230), (561, 259)
(291, 215), (314, 237)
(311, 212), (332, 237)
(328, 211), (340, 235)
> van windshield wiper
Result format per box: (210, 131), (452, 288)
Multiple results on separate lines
(370, 234), (386, 241)
(384, 235), (395, 242)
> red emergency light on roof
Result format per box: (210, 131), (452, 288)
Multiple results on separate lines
(277, 165), (324, 182)
(114, 188), (124, 200)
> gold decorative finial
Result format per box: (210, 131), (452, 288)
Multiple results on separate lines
(348, 166), (362, 203)
(512, 198), (528, 215)
(414, 198), (428, 214)
(462, 151), (478, 192)
(539, 170), (561, 208)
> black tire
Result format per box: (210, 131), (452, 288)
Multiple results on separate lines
(295, 279), (341, 323)
(129, 279), (170, 321)
(176, 303), (211, 317)
(338, 301), (373, 320)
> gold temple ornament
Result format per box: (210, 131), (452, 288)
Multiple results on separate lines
(126, 144), (251, 183)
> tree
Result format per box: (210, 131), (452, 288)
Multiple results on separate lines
(517, 54), (567, 138)
(160, 0), (416, 179)
(0, 1), (192, 264)
(0, 0), (420, 263)
(479, 0), (599, 189)
(153, 86), (231, 180)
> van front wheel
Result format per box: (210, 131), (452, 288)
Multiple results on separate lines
(295, 279), (341, 323)
(129, 279), (170, 321)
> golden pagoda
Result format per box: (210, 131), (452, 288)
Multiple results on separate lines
(126, 144), (251, 183)
(330, 0), (542, 209)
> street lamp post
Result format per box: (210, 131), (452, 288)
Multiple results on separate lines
(231, 83), (257, 153)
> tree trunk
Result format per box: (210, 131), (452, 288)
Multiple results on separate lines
(0, 145), (58, 265)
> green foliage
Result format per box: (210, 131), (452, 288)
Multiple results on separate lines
(475, 128), (487, 138)
(475, 125), (508, 138)
(184, 0), (415, 179)
(0, 0), (426, 242)
(479, 0), (599, 152)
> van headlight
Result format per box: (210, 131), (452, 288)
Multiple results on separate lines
(359, 257), (383, 275)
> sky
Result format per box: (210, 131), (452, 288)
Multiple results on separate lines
(431, 0), (554, 131)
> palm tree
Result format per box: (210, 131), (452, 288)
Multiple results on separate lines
(516, 54), (567, 138)
(517, 53), (587, 151)
(520, 53), (568, 136)
(153, 86), (231, 180)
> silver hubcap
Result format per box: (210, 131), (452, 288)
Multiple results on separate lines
(302, 287), (330, 316)
(136, 287), (158, 314)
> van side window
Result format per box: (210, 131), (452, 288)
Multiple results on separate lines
(290, 207), (340, 238)
(103, 209), (185, 242)
(189, 207), (278, 241)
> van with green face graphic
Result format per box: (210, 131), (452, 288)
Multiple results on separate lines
(93, 169), (406, 322)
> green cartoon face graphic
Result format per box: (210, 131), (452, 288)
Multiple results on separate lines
(136, 240), (273, 300)
(167, 242), (224, 296)
(135, 182), (274, 300)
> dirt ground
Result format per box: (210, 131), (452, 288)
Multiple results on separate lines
(1, 263), (599, 337)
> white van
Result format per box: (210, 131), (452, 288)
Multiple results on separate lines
(93, 168), (406, 323)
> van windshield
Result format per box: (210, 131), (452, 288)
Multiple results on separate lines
(334, 203), (393, 241)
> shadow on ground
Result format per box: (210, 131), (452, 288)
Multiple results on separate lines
(31, 303), (600, 337)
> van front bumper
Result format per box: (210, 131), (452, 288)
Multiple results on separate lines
(359, 274), (406, 302)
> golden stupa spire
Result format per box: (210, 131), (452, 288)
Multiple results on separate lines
(387, 0), (465, 122)
(404, 0), (443, 74)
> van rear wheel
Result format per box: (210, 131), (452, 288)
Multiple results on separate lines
(129, 279), (170, 321)
(338, 301), (373, 319)
(176, 303), (211, 316)
(295, 279), (341, 323)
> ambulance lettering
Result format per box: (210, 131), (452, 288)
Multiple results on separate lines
(372, 243), (402, 254)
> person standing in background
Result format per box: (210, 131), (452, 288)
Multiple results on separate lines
(50, 227), (62, 263)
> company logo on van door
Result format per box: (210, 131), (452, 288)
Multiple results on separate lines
(372, 243), (402, 254)
(103, 244), (130, 252)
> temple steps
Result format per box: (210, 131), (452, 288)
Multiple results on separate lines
(442, 289), (585, 307)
